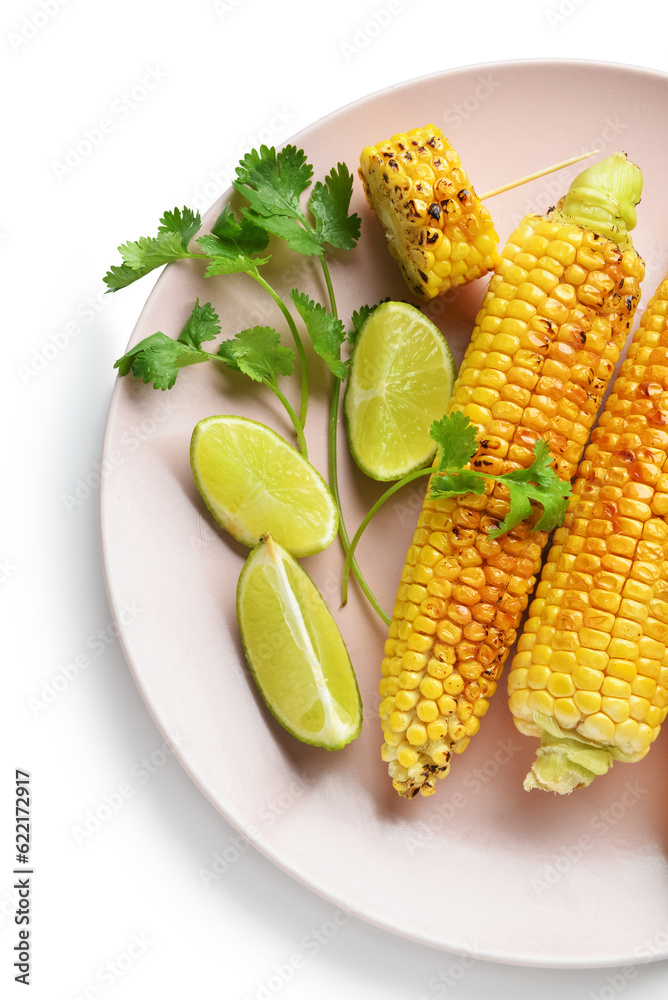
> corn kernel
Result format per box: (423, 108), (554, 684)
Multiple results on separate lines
(427, 720), (448, 740)
(528, 689), (555, 716)
(399, 668), (422, 690)
(389, 711), (410, 732)
(417, 699), (439, 723)
(443, 674), (465, 696)
(527, 663), (550, 689)
(554, 697), (581, 728)
(601, 697), (630, 723)
(631, 676), (657, 700)
(398, 746), (419, 768)
(574, 690), (602, 714)
(547, 672), (575, 697)
(578, 712), (615, 743)
(406, 721), (428, 746)
(394, 689), (419, 711)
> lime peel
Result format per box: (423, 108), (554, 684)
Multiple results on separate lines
(344, 301), (456, 481)
(190, 414), (338, 558)
(236, 534), (362, 750)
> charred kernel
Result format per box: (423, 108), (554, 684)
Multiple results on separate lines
(359, 124), (499, 300)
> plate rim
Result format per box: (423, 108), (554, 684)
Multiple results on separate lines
(98, 57), (668, 970)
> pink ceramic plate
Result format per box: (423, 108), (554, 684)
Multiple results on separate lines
(99, 60), (668, 967)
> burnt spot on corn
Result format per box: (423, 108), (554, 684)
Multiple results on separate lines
(428, 202), (441, 222)
(617, 447), (637, 463)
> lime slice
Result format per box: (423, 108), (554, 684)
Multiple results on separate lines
(190, 415), (338, 558)
(237, 534), (362, 749)
(344, 301), (457, 480)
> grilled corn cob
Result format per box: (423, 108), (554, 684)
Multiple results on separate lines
(508, 273), (668, 794)
(358, 124), (500, 299)
(380, 153), (644, 798)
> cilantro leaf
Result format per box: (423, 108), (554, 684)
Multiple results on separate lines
(430, 468), (487, 499)
(209, 204), (271, 257)
(158, 206), (202, 246)
(502, 439), (559, 489)
(490, 443), (571, 537)
(104, 207), (203, 291)
(290, 291), (347, 379)
(424, 412), (571, 537)
(216, 327), (294, 384)
(233, 145), (312, 221)
(114, 334), (209, 390)
(309, 163), (361, 251)
(196, 205), (271, 275)
(430, 411), (480, 472)
(173, 299), (221, 350)
(240, 210), (323, 257)
(113, 299), (221, 389)
(234, 146), (360, 258)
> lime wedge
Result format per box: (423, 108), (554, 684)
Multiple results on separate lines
(190, 415), (338, 558)
(237, 534), (362, 749)
(344, 301), (457, 480)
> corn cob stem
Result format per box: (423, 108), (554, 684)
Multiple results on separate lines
(380, 153), (644, 798)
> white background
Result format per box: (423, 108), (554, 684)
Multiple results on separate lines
(4, 0), (668, 997)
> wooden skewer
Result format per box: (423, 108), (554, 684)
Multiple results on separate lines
(479, 150), (600, 200)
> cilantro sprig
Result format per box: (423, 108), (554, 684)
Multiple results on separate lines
(105, 143), (394, 623)
(341, 411), (571, 604)
(429, 411), (571, 536)
(114, 301), (308, 457)
(233, 146), (361, 259)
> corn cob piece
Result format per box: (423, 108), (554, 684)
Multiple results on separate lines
(358, 124), (500, 300)
(380, 153), (644, 798)
(508, 274), (668, 794)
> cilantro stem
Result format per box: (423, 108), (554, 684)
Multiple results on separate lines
(328, 378), (390, 625)
(320, 257), (337, 317)
(269, 383), (308, 459)
(316, 256), (389, 624)
(252, 272), (309, 428)
(341, 468), (432, 608)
